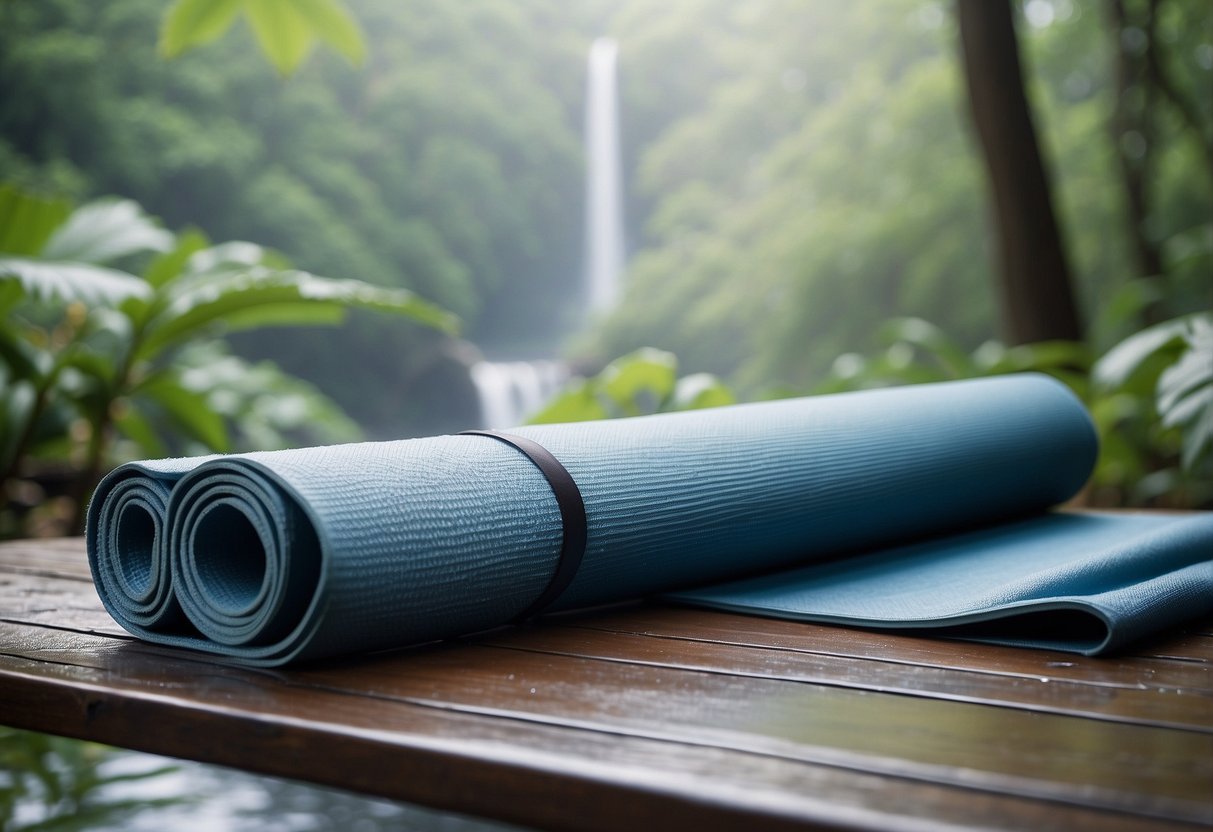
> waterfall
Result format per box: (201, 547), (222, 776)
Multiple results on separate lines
(466, 39), (624, 429)
(584, 38), (625, 314)
(469, 360), (568, 429)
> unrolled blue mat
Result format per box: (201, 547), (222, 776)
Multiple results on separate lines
(86, 374), (1213, 665)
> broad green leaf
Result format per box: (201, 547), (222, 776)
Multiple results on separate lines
(136, 373), (229, 451)
(985, 341), (1092, 375)
(185, 241), (274, 274)
(0, 380), (36, 465)
(1092, 315), (1194, 390)
(64, 344), (125, 385)
(0, 184), (72, 256)
(1156, 317), (1213, 470)
(219, 302), (346, 331)
(0, 321), (49, 381)
(672, 372), (736, 410)
(136, 268), (456, 359)
(159, 0), (242, 58)
(599, 348), (677, 414)
(0, 258), (151, 305)
(42, 199), (173, 264)
(294, 0), (366, 65)
(863, 347), (946, 385)
(1181, 403), (1213, 471)
(144, 229), (210, 288)
(1158, 341), (1211, 414)
(244, 0), (315, 76)
(1089, 279), (1165, 351)
(0, 279), (22, 316)
(1130, 468), (1184, 504)
(528, 380), (609, 424)
(1161, 222), (1213, 270)
(113, 402), (168, 459)
(174, 342), (361, 449)
(1164, 384), (1213, 429)
(971, 340), (1007, 372)
(879, 317), (973, 377)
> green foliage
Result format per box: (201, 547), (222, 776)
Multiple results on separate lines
(0, 184), (454, 537)
(0, 728), (184, 832)
(529, 348), (735, 423)
(160, 0), (366, 76)
(1094, 313), (1213, 473)
(811, 317), (1092, 395)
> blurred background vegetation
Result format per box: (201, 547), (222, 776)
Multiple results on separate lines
(1, 0), (1210, 537)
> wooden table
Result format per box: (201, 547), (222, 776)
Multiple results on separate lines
(1, 537), (1210, 831)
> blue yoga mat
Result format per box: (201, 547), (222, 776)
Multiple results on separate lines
(86, 374), (1213, 665)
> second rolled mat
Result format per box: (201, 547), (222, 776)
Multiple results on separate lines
(86, 373), (1212, 665)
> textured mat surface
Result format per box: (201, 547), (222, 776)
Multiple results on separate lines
(86, 374), (1213, 664)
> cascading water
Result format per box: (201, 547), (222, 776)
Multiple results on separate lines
(469, 360), (567, 429)
(468, 38), (625, 428)
(584, 38), (625, 314)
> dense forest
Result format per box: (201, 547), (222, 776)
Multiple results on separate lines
(1, 0), (1210, 501)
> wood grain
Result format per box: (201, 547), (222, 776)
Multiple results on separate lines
(1, 537), (1211, 831)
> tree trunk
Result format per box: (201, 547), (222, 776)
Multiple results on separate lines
(1108, 0), (1165, 324)
(956, 0), (1083, 344)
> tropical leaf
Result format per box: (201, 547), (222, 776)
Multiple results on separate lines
(136, 268), (456, 359)
(1091, 315), (1193, 390)
(159, 0), (242, 58)
(158, 0), (365, 75)
(0, 184), (72, 256)
(878, 317), (974, 378)
(1156, 317), (1213, 469)
(143, 229), (210, 289)
(673, 372), (736, 410)
(112, 401), (168, 459)
(174, 342), (361, 449)
(294, 0), (366, 65)
(244, 0), (315, 76)
(1, 380), (37, 465)
(0, 317), (50, 381)
(991, 341), (1092, 374)
(41, 199), (174, 264)
(134, 372), (229, 452)
(528, 379), (609, 424)
(0, 258), (151, 305)
(1088, 278), (1165, 351)
(218, 301), (346, 330)
(600, 348), (678, 415)
(184, 240), (279, 274)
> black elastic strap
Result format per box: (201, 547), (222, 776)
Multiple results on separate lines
(460, 430), (587, 620)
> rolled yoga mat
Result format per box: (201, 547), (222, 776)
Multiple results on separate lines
(86, 373), (1213, 665)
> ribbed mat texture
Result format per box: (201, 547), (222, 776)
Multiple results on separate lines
(86, 374), (1213, 664)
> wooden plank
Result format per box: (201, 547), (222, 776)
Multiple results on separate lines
(568, 607), (1213, 693)
(277, 645), (1213, 823)
(476, 626), (1213, 731)
(0, 571), (127, 637)
(7, 571), (1211, 734)
(3, 538), (1213, 830)
(1138, 634), (1213, 664)
(3, 565), (1212, 822)
(0, 623), (1188, 832)
(0, 537), (93, 580)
